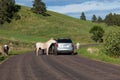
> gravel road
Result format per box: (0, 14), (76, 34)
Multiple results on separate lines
(0, 52), (120, 80)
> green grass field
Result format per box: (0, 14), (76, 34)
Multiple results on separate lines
(1, 6), (119, 44)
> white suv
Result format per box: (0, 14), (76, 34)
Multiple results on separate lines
(54, 38), (74, 55)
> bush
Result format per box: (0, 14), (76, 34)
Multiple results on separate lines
(89, 25), (104, 43)
(104, 30), (120, 57)
(0, 56), (5, 61)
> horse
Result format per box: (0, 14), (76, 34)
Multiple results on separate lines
(0, 45), (8, 56)
(3, 44), (9, 55)
(76, 42), (80, 49)
(35, 38), (56, 56)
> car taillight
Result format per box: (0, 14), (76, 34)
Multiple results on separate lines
(56, 43), (58, 47)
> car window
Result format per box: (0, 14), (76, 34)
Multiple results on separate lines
(57, 39), (72, 43)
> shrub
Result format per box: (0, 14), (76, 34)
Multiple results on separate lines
(104, 30), (120, 57)
(89, 25), (104, 43)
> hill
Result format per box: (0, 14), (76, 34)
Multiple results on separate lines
(0, 6), (119, 44)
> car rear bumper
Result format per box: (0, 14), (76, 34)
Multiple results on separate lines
(56, 50), (74, 53)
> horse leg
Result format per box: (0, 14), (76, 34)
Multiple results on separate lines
(36, 48), (39, 56)
(35, 48), (38, 55)
(46, 48), (49, 55)
(3, 52), (7, 56)
(3, 49), (8, 56)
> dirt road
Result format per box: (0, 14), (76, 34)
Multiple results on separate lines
(0, 52), (120, 80)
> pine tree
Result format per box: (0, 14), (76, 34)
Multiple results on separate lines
(80, 12), (86, 21)
(97, 16), (103, 23)
(104, 13), (120, 26)
(104, 13), (113, 25)
(31, 0), (46, 15)
(92, 14), (97, 22)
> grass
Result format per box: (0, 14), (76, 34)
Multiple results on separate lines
(1, 6), (119, 44)
(0, 56), (5, 62)
(77, 46), (120, 65)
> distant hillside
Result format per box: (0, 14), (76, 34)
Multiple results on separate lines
(0, 6), (119, 44)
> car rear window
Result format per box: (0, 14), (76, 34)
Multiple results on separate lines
(57, 39), (72, 43)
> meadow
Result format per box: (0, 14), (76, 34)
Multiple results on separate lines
(1, 6), (119, 43)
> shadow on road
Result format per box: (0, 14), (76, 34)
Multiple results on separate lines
(56, 52), (78, 55)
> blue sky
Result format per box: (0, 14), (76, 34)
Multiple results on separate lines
(16, 0), (120, 20)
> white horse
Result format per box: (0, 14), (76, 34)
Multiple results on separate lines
(76, 42), (80, 49)
(35, 38), (56, 56)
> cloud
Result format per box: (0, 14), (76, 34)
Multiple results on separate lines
(16, 0), (33, 2)
(16, 2), (25, 6)
(16, 0), (33, 6)
(43, 0), (84, 6)
(67, 8), (120, 20)
(15, 0), (120, 20)
(47, 1), (120, 14)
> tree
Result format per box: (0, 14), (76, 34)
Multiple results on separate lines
(104, 13), (113, 26)
(80, 12), (86, 21)
(0, 0), (8, 24)
(89, 25), (104, 43)
(0, 0), (17, 24)
(97, 16), (103, 23)
(92, 14), (97, 22)
(31, 0), (46, 15)
(104, 13), (120, 26)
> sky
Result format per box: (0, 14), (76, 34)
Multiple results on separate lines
(16, 0), (120, 20)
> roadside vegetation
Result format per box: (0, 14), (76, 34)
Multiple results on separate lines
(0, 38), (34, 62)
(77, 26), (120, 65)
(77, 45), (120, 65)
(104, 30), (120, 57)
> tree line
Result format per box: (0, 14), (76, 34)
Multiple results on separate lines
(104, 13), (120, 26)
(80, 12), (120, 26)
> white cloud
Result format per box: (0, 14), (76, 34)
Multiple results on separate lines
(16, 0), (33, 2)
(15, 0), (120, 19)
(16, 2), (26, 6)
(16, 0), (32, 6)
(47, 1), (120, 14)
